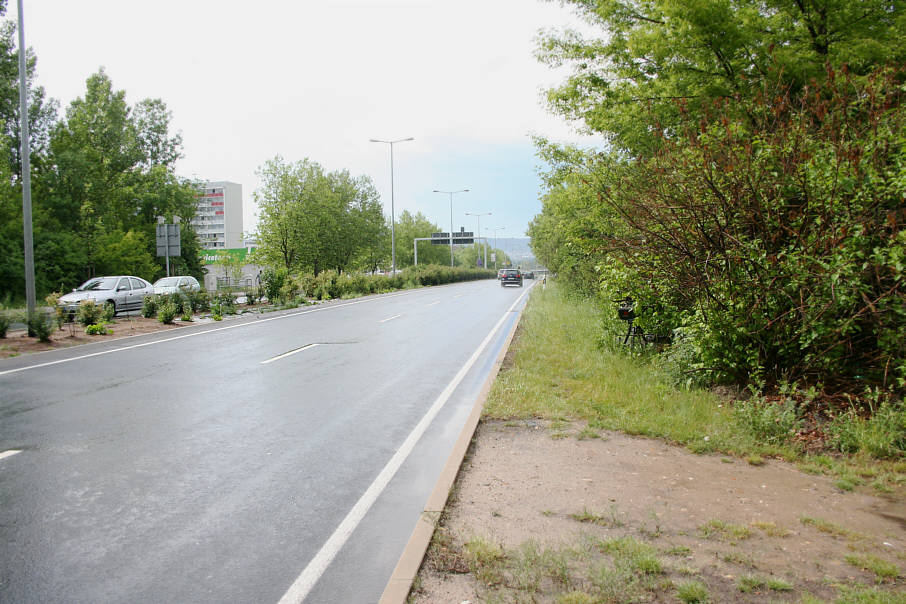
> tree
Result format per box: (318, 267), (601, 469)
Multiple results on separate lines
(255, 156), (388, 275)
(393, 210), (447, 268)
(538, 0), (906, 155)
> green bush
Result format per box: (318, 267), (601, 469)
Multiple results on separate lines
(101, 300), (116, 323)
(826, 399), (906, 459)
(0, 310), (9, 338)
(261, 267), (287, 303)
(76, 300), (103, 327)
(180, 310), (193, 322)
(157, 300), (178, 324)
(733, 396), (802, 446)
(141, 295), (157, 318)
(27, 312), (53, 342)
(85, 322), (112, 335)
(187, 290), (210, 313)
(45, 293), (67, 330)
(214, 292), (237, 315)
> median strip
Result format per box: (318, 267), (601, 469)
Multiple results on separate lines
(261, 344), (320, 365)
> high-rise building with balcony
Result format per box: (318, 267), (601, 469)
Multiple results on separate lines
(192, 181), (243, 249)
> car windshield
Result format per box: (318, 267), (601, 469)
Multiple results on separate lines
(154, 277), (180, 287)
(77, 277), (118, 291)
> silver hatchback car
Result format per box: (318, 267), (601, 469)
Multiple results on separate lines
(58, 276), (154, 316)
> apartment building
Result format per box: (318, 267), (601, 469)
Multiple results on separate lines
(192, 181), (243, 249)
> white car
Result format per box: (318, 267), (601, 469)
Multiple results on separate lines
(153, 275), (201, 295)
(59, 276), (154, 316)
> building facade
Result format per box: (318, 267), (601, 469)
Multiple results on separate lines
(192, 181), (243, 250)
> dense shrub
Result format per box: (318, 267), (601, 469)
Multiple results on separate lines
(733, 396), (802, 447)
(214, 292), (237, 315)
(85, 322), (112, 335)
(76, 300), (103, 327)
(533, 67), (906, 395)
(157, 300), (178, 324)
(27, 312), (53, 342)
(186, 290), (210, 313)
(141, 295), (157, 318)
(261, 267), (287, 303)
(0, 309), (10, 338)
(826, 398), (906, 459)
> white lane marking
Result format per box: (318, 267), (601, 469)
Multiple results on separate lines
(0, 449), (23, 461)
(277, 281), (536, 604)
(378, 314), (402, 323)
(261, 344), (320, 365)
(453, 294), (463, 299)
(0, 291), (416, 378)
(425, 301), (440, 307)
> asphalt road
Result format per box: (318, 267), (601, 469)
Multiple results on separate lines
(0, 278), (534, 603)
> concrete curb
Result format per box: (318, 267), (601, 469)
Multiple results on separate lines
(379, 290), (529, 604)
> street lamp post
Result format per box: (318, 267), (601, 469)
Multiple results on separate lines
(370, 137), (414, 274)
(465, 211), (491, 268)
(433, 189), (469, 267)
(487, 226), (505, 270)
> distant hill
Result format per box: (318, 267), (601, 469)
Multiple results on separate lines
(496, 237), (536, 267)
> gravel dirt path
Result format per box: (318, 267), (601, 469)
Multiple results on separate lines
(413, 420), (906, 602)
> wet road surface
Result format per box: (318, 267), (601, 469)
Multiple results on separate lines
(0, 279), (534, 603)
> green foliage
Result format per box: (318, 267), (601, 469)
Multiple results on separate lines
(186, 289), (210, 313)
(85, 322), (112, 335)
(156, 300), (177, 324)
(533, 68), (906, 395)
(0, 308), (9, 338)
(261, 267), (287, 303)
(538, 0), (906, 156)
(141, 295), (157, 318)
(100, 300), (116, 323)
(826, 399), (906, 459)
(254, 156), (387, 275)
(733, 396), (802, 447)
(76, 299), (103, 327)
(213, 292), (237, 315)
(27, 312), (53, 342)
(44, 293), (67, 330)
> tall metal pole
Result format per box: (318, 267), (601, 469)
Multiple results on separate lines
(17, 0), (36, 317)
(466, 211), (490, 268)
(433, 189), (468, 267)
(370, 137), (413, 274)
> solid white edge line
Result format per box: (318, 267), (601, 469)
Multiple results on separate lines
(378, 314), (402, 323)
(0, 449), (23, 461)
(0, 291), (414, 378)
(276, 281), (536, 604)
(261, 344), (320, 365)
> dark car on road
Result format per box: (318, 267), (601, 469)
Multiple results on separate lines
(524, 271), (534, 279)
(500, 269), (523, 287)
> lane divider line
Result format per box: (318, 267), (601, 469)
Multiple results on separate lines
(379, 314), (402, 323)
(0, 449), (23, 461)
(379, 284), (534, 603)
(0, 290), (416, 378)
(425, 301), (440, 307)
(261, 344), (320, 365)
(276, 281), (536, 604)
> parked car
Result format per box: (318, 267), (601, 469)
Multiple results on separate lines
(500, 269), (523, 287)
(58, 276), (154, 316)
(153, 275), (201, 295)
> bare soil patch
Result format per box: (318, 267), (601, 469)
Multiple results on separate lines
(413, 420), (906, 602)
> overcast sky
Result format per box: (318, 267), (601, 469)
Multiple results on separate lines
(20, 0), (594, 239)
